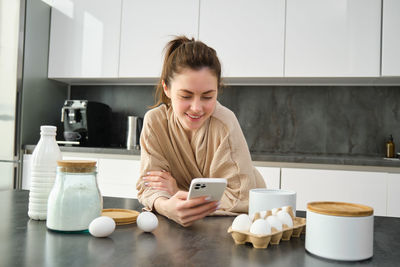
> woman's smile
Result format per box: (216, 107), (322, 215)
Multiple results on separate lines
(185, 113), (203, 121)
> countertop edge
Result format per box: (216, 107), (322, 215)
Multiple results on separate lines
(22, 145), (400, 172)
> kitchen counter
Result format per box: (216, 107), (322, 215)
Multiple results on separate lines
(2, 190), (400, 267)
(251, 152), (400, 168)
(23, 144), (141, 156)
(23, 145), (400, 169)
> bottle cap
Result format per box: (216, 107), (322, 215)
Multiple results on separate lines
(40, 125), (57, 135)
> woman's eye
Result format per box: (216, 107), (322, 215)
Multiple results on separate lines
(179, 95), (213, 100)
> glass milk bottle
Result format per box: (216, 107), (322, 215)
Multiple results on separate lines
(28, 125), (62, 220)
(47, 160), (102, 231)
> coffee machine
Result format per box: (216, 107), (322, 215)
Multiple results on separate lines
(61, 100), (112, 147)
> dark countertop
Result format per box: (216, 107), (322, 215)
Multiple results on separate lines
(251, 152), (400, 168)
(2, 190), (400, 267)
(23, 144), (400, 168)
(23, 144), (141, 156)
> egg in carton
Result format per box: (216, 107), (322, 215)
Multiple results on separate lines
(270, 206), (307, 239)
(227, 206), (306, 249)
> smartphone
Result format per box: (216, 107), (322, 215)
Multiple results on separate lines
(187, 178), (227, 201)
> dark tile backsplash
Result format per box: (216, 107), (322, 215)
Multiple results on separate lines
(71, 86), (154, 147)
(71, 85), (400, 156)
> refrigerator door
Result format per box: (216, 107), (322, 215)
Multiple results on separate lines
(0, 0), (20, 189)
(0, 113), (16, 162)
(0, 162), (15, 190)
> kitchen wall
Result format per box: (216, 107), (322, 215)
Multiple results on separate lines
(71, 85), (400, 157)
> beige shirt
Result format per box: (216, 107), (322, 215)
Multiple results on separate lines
(136, 102), (266, 215)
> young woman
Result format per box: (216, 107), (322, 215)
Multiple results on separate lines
(136, 36), (265, 227)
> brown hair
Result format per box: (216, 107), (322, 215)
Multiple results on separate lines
(151, 36), (222, 108)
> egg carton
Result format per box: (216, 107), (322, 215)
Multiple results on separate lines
(227, 207), (306, 249)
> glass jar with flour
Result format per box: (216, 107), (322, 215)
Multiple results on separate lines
(47, 160), (102, 231)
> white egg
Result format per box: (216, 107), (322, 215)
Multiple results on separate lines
(231, 214), (252, 231)
(282, 205), (291, 212)
(89, 216), (116, 238)
(137, 212), (158, 232)
(271, 208), (280, 215)
(259, 210), (267, 219)
(266, 215), (283, 231)
(250, 219), (271, 235)
(249, 213), (255, 222)
(277, 210), (293, 228)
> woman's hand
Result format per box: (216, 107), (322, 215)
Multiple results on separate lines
(154, 191), (219, 227)
(143, 170), (179, 195)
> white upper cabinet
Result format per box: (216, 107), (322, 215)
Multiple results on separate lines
(382, 0), (400, 76)
(47, 0), (396, 81)
(119, 0), (199, 78)
(285, 0), (381, 77)
(199, 0), (285, 77)
(48, 0), (122, 78)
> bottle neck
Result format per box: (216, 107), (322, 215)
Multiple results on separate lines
(39, 134), (57, 144)
(41, 134), (56, 138)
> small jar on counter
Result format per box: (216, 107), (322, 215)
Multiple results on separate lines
(386, 135), (395, 158)
(47, 160), (102, 231)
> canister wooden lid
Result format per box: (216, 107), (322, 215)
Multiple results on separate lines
(102, 209), (140, 225)
(57, 160), (96, 167)
(307, 201), (373, 217)
(57, 160), (97, 173)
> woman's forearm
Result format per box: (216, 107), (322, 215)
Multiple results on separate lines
(154, 196), (169, 217)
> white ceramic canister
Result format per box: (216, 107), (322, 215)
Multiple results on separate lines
(249, 189), (296, 217)
(305, 202), (374, 261)
(47, 160), (102, 231)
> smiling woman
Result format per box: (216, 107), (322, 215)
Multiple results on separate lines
(136, 36), (265, 227)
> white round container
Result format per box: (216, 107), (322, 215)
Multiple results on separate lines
(249, 189), (296, 217)
(305, 202), (374, 261)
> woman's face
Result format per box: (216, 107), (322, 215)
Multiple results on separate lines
(164, 67), (218, 134)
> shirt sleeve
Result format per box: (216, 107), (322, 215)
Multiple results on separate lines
(209, 114), (265, 215)
(136, 114), (172, 211)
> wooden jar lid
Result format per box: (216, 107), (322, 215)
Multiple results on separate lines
(57, 160), (97, 173)
(307, 201), (373, 217)
(57, 160), (96, 167)
(102, 209), (140, 225)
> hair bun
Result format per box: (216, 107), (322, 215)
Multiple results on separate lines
(165, 35), (193, 58)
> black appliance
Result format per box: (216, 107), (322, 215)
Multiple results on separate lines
(61, 100), (112, 147)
